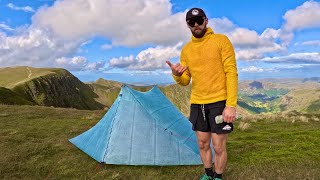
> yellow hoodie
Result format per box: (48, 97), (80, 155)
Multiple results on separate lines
(173, 27), (238, 107)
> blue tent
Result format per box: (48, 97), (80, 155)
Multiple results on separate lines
(69, 85), (202, 165)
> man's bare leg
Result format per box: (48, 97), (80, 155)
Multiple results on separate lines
(212, 133), (228, 174)
(196, 131), (212, 168)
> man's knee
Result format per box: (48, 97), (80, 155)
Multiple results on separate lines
(198, 140), (210, 150)
(212, 134), (227, 155)
(213, 145), (226, 155)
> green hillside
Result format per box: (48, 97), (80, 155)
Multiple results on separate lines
(0, 67), (104, 110)
(238, 79), (320, 114)
(159, 84), (191, 116)
(88, 78), (152, 109)
(0, 87), (34, 105)
(90, 79), (193, 115)
(90, 78), (320, 115)
(280, 89), (320, 113)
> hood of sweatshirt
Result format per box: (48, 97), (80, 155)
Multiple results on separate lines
(191, 27), (214, 42)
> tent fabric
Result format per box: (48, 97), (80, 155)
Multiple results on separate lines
(69, 85), (203, 165)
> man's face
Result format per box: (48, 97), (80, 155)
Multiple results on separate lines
(186, 16), (208, 38)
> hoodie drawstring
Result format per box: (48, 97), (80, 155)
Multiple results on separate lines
(201, 104), (206, 121)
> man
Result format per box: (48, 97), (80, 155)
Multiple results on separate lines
(166, 7), (238, 180)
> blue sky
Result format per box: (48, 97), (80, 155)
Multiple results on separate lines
(0, 0), (319, 84)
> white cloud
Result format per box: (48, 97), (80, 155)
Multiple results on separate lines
(108, 43), (182, 71)
(283, 1), (320, 32)
(225, 1), (320, 60)
(209, 17), (236, 33)
(207, 17), (285, 60)
(295, 40), (320, 46)
(163, 70), (172, 74)
(278, 1), (320, 46)
(227, 28), (277, 48)
(55, 56), (105, 71)
(261, 28), (281, 40)
(1, 0), (319, 74)
(101, 44), (112, 50)
(32, 0), (190, 46)
(236, 50), (264, 60)
(279, 64), (305, 69)
(7, 3), (35, 13)
(55, 56), (87, 70)
(262, 52), (320, 64)
(86, 61), (106, 70)
(240, 66), (264, 72)
(232, 28), (285, 60)
(0, 28), (83, 67)
(0, 23), (14, 31)
(236, 44), (284, 60)
(108, 55), (135, 68)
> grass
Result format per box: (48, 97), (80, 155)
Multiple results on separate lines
(0, 66), (57, 88)
(0, 105), (319, 180)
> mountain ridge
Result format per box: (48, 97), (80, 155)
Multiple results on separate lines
(0, 66), (104, 110)
(1, 66), (319, 114)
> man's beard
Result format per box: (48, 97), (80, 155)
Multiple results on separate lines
(191, 27), (207, 38)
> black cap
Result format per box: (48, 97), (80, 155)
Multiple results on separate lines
(186, 8), (206, 20)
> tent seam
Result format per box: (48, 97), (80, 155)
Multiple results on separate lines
(125, 87), (158, 165)
(154, 114), (157, 165)
(129, 102), (136, 164)
(102, 93), (122, 162)
(125, 86), (200, 164)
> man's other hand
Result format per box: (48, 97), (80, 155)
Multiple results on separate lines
(223, 106), (236, 123)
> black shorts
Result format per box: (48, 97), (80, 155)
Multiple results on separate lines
(189, 100), (233, 134)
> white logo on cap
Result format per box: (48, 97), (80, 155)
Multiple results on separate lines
(192, 9), (199, 15)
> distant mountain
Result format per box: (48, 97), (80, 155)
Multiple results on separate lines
(0, 66), (103, 110)
(87, 78), (122, 109)
(280, 89), (320, 114)
(1, 66), (319, 114)
(302, 77), (320, 83)
(238, 79), (320, 114)
(249, 81), (263, 89)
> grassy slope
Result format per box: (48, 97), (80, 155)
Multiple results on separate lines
(0, 87), (34, 105)
(280, 89), (320, 113)
(88, 79), (123, 108)
(0, 66), (56, 88)
(1, 105), (319, 180)
(159, 84), (191, 116)
(0, 67), (104, 110)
